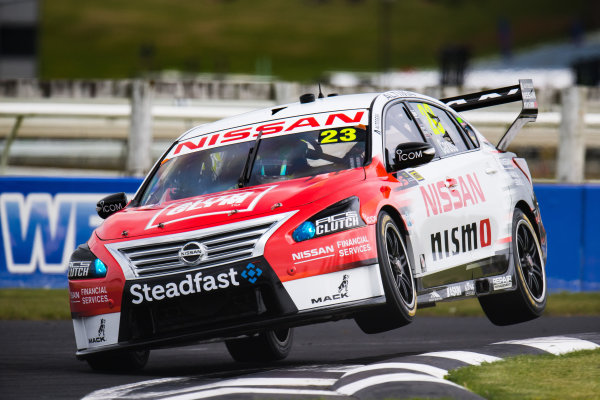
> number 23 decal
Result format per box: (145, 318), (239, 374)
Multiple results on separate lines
(319, 128), (357, 143)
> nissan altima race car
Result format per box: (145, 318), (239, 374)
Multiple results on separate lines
(68, 79), (546, 371)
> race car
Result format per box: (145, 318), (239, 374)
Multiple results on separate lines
(68, 79), (547, 371)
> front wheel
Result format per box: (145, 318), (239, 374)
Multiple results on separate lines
(355, 211), (416, 333)
(479, 208), (546, 325)
(225, 328), (294, 362)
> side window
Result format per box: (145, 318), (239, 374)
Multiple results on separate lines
(407, 102), (469, 156)
(383, 102), (425, 169)
(455, 115), (480, 149)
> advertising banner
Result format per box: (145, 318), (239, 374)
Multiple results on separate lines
(0, 177), (141, 288)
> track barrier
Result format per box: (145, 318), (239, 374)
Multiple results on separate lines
(0, 177), (598, 291)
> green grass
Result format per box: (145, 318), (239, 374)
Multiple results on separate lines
(446, 348), (600, 400)
(0, 289), (71, 320)
(0, 289), (598, 320)
(418, 291), (600, 317)
(40, 0), (599, 80)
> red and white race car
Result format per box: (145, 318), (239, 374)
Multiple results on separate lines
(68, 80), (547, 371)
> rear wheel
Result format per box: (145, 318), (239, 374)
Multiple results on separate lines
(479, 208), (546, 325)
(355, 211), (416, 333)
(225, 328), (294, 362)
(86, 349), (149, 372)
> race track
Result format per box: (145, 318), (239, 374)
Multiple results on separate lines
(1, 316), (599, 399)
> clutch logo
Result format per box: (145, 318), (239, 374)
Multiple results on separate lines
(130, 268), (240, 305)
(68, 261), (91, 278)
(240, 263), (262, 284)
(315, 211), (359, 236)
(311, 274), (350, 304)
(88, 318), (106, 344)
(0, 193), (110, 274)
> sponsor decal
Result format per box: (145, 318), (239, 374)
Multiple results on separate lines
(240, 263), (262, 284)
(382, 90), (417, 100)
(408, 170), (425, 181)
(146, 185), (276, 230)
(88, 318), (106, 344)
(429, 291), (442, 301)
(493, 275), (512, 290)
(97, 200), (123, 214)
(337, 235), (372, 257)
(168, 110), (368, 158)
(464, 281), (476, 296)
(315, 211), (360, 236)
(396, 148), (423, 162)
(68, 261), (91, 278)
(292, 235), (372, 264)
(129, 268), (240, 305)
(292, 245), (335, 264)
(430, 218), (492, 261)
(311, 274), (350, 304)
(420, 172), (486, 217)
(365, 216), (377, 224)
(178, 241), (208, 266)
(394, 171), (419, 190)
(78, 286), (109, 305)
(446, 284), (462, 298)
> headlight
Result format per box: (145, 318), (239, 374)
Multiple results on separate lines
(292, 196), (365, 242)
(68, 244), (108, 280)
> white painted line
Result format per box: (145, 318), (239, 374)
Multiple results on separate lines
(341, 362), (448, 379)
(162, 387), (336, 400)
(494, 336), (600, 355)
(335, 372), (464, 396)
(419, 351), (502, 365)
(290, 364), (363, 373)
(133, 377), (337, 400)
(82, 378), (189, 400)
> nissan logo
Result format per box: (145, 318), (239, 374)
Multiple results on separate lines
(178, 241), (207, 266)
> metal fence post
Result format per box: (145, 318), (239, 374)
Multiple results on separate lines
(557, 86), (587, 183)
(127, 80), (153, 176)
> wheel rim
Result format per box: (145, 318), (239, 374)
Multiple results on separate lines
(384, 223), (415, 306)
(516, 220), (545, 302)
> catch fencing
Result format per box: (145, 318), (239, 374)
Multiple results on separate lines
(0, 176), (597, 291)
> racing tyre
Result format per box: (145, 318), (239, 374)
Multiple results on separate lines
(479, 209), (546, 326)
(225, 328), (294, 362)
(355, 211), (416, 333)
(85, 349), (150, 372)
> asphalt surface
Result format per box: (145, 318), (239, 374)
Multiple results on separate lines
(1, 316), (599, 399)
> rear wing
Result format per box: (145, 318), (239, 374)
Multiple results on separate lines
(440, 79), (537, 151)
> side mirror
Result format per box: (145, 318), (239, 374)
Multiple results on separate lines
(96, 192), (128, 219)
(392, 142), (436, 171)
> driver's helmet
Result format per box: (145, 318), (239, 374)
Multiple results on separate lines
(254, 139), (309, 181)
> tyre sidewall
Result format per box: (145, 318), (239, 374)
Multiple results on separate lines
(376, 211), (416, 320)
(512, 209), (546, 315)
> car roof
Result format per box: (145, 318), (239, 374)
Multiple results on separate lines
(177, 93), (381, 141)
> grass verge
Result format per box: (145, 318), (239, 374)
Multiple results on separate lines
(417, 291), (600, 317)
(446, 348), (600, 400)
(1, 289), (599, 320)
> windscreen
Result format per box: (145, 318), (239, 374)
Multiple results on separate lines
(139, 115), (368, 206)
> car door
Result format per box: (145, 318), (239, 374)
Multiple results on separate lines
(382, 100), (510, 288)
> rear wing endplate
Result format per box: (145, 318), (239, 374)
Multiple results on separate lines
(440, 79), (537, 151)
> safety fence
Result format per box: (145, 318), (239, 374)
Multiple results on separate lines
(0, 176), (598, 291)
